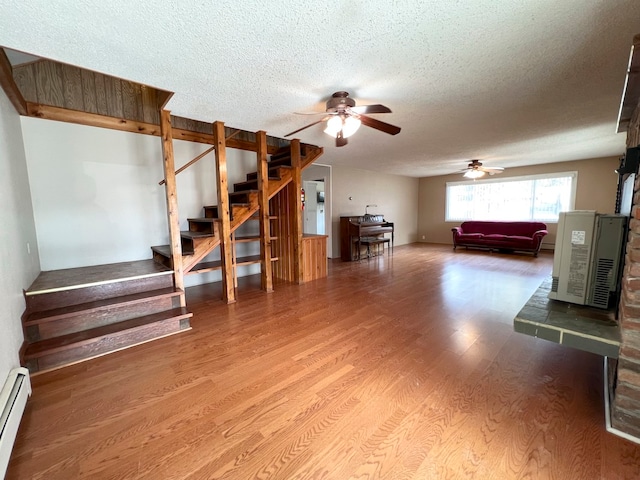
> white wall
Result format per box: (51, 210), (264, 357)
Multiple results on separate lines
(21, 117), (258, 285)
(331, 165), (419, 257)
(0, 90), (40, 381)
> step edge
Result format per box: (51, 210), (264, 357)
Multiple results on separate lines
(25, 270), (174, 297)
(25, 288), (185, 325)
(30, 326), (192, 376)
(25, 309), (193, 359)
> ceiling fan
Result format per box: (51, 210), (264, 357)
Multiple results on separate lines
(461, 160), (504, 179)
(284, 91), (401, 147)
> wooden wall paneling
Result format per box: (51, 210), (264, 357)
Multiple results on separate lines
(301, 236), (328, 283)
(141, 86), (159, 124)
(271, 186), (294, 282)
(289, 139), (303, 284)
(121, 81), (142, 121)
(93, 73), (108, 115)
(11, 62), (37, 103)
(61, 64), (84, 111)
(256, 130), (273, 292)
(80, 70), (99, 114)
(213, 121), (236, 304)
(35, 60), (64, 107)
(104, 76), (124, 118)
(159, 110), (185, 306)
(1, 52), (28, 114)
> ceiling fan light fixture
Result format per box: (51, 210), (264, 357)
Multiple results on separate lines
(463, 169), (485, 179)
(324, 115), (361, 138)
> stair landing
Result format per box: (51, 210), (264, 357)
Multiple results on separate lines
(26, 259), (172, 295)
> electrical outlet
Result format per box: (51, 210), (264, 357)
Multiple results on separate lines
(27, 242), (30, 254)
(421, 235), (425, 240)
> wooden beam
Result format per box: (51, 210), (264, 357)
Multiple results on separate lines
(289, 139), (304, 284)
(24, 102), (289, 154)
(159, 110), (185, 307)
(213, 121), (236, 304)
(256, 130), (273, 292)
(0, 49), (28, 114)
(158, 145), (215, 185)
(27, 102), (162, 135)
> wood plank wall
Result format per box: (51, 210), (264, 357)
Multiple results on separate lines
(11, 58), (289, 149)
(270, 185), (295, 282)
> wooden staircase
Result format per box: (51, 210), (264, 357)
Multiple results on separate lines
(19, 144), (321, 374)
(21, 260), (191, 374)
(150, 146), (304, 275)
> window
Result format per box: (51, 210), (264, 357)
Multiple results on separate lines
(445, 171), (577, 222)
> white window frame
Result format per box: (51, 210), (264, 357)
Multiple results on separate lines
(445, 171), (578, 223)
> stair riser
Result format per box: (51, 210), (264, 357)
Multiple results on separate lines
(152, 251), (173, 268)
(25, 275), (174, 314)
(266, 156), (293, 168)
(188, 221), (217, 235)
(26, 296), (181, 342)
(25, 317), (190, 374)
(246, 166), (285, 181)
(204, 206), (219, 219)
(234, 180), (258, 191)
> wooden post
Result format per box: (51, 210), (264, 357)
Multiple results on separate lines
(256, 131), (273, 292)
(159, 109), (185, 306)
(213, 121), (236, 303)
(290, 139), (304, 284)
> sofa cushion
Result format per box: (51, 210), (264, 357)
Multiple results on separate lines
(457, 233), (484, 240)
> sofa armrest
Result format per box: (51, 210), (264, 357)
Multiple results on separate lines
(532, 229), (548, 239)
(452, 227), (463, 234)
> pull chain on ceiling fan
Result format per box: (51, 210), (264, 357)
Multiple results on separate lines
(284, 91), (401, 147)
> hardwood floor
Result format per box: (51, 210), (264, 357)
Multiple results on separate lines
(7, 244), (640, 479)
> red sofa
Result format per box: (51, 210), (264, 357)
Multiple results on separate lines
(451, 221), (548, 257)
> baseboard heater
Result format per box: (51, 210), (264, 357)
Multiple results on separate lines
(0, 367), (31, 478)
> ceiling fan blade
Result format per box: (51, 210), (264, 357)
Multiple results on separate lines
(284, 117), (329, 137)
(358, 114), (401, 135)
(294, 111), (331, 115)
(479, 166), (505, 173)
(350, 104), (392, 114)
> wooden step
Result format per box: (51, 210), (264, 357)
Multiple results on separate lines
(203, 205), (219, 219)
(24, 307), (192, 374)
(269, 149), (293, 161)
(267, 156), (293, 168)
(233, 178), (258, 191)
(187, 217), (218, 234)
(229, 189), (258, 202)
(24, 287), (184, 341)
(245, 165), (288, 181)
(25, 261), (174, 313)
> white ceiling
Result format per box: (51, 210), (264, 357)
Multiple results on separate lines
(1, 1), (639, 177)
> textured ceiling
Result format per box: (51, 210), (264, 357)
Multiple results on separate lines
(1, 1), (639, 177)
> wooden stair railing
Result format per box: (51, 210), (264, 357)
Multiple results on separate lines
(151, 144), (322, 279)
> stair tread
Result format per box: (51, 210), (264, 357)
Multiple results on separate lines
(181, 230), (214, 239)
(187, 217), (219, 223)
(152, 244), (194, 256)
(25, 287), (184, 325)
(25, 307), (192, 358)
